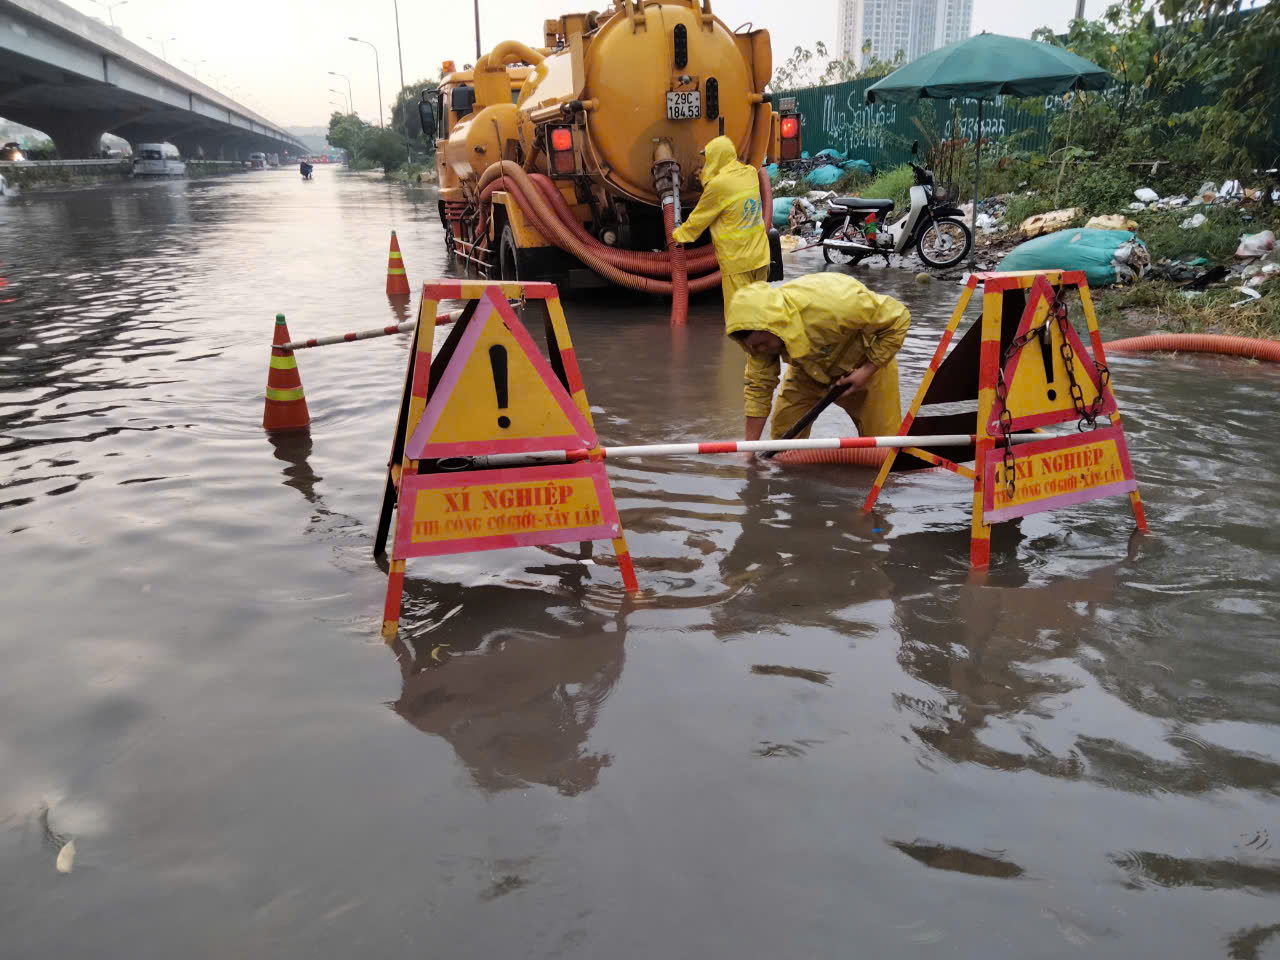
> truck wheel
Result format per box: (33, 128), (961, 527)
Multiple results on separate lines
(498, 224), (520, 282)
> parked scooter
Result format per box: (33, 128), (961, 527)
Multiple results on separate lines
(819, 141), (971, 269)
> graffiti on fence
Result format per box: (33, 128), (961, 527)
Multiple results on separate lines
(820, 90), (900, 153)
(785, 78), (1053, 168)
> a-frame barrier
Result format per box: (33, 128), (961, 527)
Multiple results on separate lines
(862, 270), (1148, 567)
(374, 280), (637, 640)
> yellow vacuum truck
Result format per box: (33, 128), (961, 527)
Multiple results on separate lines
(417, 1), (800, 321)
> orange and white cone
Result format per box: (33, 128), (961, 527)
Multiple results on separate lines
(386, 230), (410, 296)
(263, 313), (310, 431)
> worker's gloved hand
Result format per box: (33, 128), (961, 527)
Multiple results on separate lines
(835, 363), (877, 399)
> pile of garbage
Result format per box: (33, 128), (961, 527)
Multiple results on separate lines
(1150, 230), (1278, 301)
(1128, 180), (1277, 212)
(771, 150), (874, 188)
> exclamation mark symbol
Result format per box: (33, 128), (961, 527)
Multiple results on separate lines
(489, 344), (510, 429)
(1038, 323), (1057, 401)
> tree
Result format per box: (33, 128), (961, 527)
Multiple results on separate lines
(327, 111), (373, 167)
(364, 127), (410, 172)
(1159, 0), (1280, 173)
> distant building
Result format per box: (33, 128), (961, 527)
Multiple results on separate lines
(838, 0), (972, 69)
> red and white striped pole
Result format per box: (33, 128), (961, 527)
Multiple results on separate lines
(276, 308), (466, 352)
(461, 433), (1043, 468)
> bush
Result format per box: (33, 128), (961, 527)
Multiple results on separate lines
(849, 164), (915, 213)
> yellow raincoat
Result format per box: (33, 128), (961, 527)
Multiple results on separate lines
(671, 136), (769, 306)
(724, 273), (911, 439)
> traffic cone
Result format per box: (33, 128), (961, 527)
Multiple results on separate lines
(386, 230), (410, 296)
(263, 313), (310, 431)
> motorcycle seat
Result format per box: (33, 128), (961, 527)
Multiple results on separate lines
(829, 197), (894, 212)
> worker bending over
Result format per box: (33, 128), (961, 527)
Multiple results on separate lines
(725, 273), (910, 442)
(671, 136), (769, 315)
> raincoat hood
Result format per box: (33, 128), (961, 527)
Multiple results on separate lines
(724, 281), (812, 360)
(699, 136), (741, 186)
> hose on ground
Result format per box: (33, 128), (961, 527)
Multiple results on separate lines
(772, 447), (889, 467)
(474, 161), (722, 296)
(1103, 333), (1280, 363)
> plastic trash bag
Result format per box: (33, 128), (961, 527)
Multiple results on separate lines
(1134, 187), (1159, 203)
(815, 148), (848, 162)
(1179, 213), (1207, 229)
(1235, 230), (1276, 258)
(803, 164), (846, 187)
(841, 159), (873, 175)
(998, 229), (1149, 287)
(765, 163), (779, 180)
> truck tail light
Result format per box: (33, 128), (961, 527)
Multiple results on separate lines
(548, 126), (575, 175)
(780, 113), (801, 161)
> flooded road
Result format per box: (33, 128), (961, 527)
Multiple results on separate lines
(2, 169), (1278, 958)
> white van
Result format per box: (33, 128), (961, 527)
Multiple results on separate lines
(249, 152), (267, 170)
(133, 143), (184, 177)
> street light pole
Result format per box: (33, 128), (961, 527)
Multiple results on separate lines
(182, 57), (205, 81)
(330, 88), (351, 113)
(328, 71), (356, 119)
(146, 34), (176, 61)
(348, 37), (384, 128)
(89, 0), (127, 28)
(474, 0), (481, 60)
(392, 0), (406, 92)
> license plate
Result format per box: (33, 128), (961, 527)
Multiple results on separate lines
(666, 91), (701, 120)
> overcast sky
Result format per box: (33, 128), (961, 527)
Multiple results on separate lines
(62, 0), (1111, 129)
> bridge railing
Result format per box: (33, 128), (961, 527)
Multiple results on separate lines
(0, 159), (131, 168)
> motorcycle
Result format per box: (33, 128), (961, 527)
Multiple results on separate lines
(819, 141), (972, 270)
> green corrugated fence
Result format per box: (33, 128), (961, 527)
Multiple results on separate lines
(781, 77), (1061, 172)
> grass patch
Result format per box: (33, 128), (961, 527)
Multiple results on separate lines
(1094, 281), (1280, 340)
(1129, 207), (1265, 263)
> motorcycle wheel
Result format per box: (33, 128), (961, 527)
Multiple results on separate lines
(916, 217), (972, 269)
(822, 232), (864, 266)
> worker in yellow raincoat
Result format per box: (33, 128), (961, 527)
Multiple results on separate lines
(671, 136), (770, 314)
(724, 273), (910, 442)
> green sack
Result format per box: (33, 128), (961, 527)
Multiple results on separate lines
(998, 229), (1148, 287)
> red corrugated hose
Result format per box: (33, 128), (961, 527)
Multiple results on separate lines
(473, 162), (722, 303)
(1103, 333), (1280, 363)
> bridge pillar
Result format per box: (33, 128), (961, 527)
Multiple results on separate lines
(33, 113), (105, 159)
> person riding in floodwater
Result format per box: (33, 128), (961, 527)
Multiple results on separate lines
(725, 273), (910, 442)
(671, 135), (769, 316)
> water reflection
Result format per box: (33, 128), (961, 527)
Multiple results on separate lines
(267, 430), (322, 505)
(389, 583), (626, 796)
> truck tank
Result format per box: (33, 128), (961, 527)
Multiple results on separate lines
(431, 2), (795, 323)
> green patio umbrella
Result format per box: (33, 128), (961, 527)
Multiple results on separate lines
(866, 33), (1111, 264)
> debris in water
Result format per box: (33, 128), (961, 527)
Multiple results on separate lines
(751, 664), (831, 685)
(889, 839), (1024, 878)
(56, 839), (76, 874)
(915, 272), (932, 284)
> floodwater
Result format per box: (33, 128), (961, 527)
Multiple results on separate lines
(1, 168), (1278, 959)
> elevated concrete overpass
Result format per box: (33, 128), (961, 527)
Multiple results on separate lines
(0, 0), (306, 158)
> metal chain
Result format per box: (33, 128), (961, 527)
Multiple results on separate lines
(992, 288), (1111, 497)
(994, 315), (1045, 500)
(1050, 293), (1111, 431)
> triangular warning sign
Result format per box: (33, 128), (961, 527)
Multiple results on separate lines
(405, 288), (598, 459)
(988, 275), (1117, 432)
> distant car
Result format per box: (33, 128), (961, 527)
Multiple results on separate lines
(0, 142), (25, 162)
